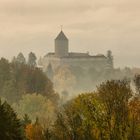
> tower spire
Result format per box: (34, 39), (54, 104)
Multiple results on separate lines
(55, 28), (69, 57)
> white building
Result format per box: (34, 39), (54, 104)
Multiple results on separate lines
(41, 30), (113, 77)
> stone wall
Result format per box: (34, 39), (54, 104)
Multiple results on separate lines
(42, 55), (111, 74)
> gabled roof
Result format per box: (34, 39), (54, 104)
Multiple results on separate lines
(55, 31), (68, 40)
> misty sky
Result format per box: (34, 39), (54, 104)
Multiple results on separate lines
(0, 0), (140, 68)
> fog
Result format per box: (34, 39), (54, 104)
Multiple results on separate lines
(0, 0), (140, 67)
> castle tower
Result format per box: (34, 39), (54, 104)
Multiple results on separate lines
(55, 30), (69, 57)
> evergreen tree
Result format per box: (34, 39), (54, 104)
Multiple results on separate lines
(11, 56), (17, 63)
(134, 75), (140, 95)
(0, 58), (11, 93)
(22, 114), (32, 128)
(0, 57), (55, 102)
(28, 52), (37, 67)
(16, 52), (26, 64)
(0, 99), (25, 140)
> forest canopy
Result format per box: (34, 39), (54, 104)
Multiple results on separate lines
(0, 54), (140, 140)
(0, 57), (55, 103)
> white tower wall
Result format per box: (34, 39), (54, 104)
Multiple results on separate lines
(55, 39), (69, 57)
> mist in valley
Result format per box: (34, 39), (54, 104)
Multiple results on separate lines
(0, 0), (140, 140)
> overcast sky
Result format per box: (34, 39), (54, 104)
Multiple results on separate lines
(0, 0), (140, 68)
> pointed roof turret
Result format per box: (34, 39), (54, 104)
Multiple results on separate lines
(55, 31), (68, 40)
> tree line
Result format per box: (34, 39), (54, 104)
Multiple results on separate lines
(0, 54), (57, 103)
(0, 79), (140, 140)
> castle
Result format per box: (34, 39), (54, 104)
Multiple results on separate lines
(41, 30), (114, 77)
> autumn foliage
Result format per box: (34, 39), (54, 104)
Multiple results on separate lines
(25, 119), (45, 140)
(0, 59), (140, 140)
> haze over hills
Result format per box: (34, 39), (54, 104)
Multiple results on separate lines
(0, 1), (140, 139)
(0, 0), (140, 68)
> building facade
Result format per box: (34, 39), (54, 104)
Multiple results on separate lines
(41, 30), (113, 78)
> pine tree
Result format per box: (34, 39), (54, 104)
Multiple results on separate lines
(22, 114), (32, 128)
(28, 52), (37, 67)
(16, 52), (26, 64)
(0, 99), (25, 140)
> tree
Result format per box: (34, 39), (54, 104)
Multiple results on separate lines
(16, 52), (26, 64)
(0, 58), (10, 91)
(46, 63), (53, 81)
(11, 62), (54, 97)
(38, 56), (43, 66)
(44, 127), (52, 140)
(0, 58), (55, 103)
(25, 118), (45, 140)
(53, 112), (70, 140)
(53, 93), (103, 140)
(0, 99), (25, 140)
(25, 67), (51, 94)
(21, 114), (32, 128)
(97, 80), (132, 140)
(128, 97), (140, 140)
(1, 79), (19, 103)
(28, 52), (37, 67)
(134, 74), (140, 95)
(13, 93), (55, 125)
(75, 93), (107, 140)
(11, 56), (17, 63)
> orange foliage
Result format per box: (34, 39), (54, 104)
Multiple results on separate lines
(25, 122), (45, 140)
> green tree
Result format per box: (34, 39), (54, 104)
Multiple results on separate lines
(53, 93), (103, 140)
(13, 93), (55, 125)
(128, 97), (140, 140)
(1, 79), (19, 103)
(97, 80), (132, 140)
(0, 58), (10, 92)
(16, 52), (26, 64)
(11, 56), (17, 63)
(21, 114), (32, 128)
(10, 62), (55, 99)
(26, 67), (52, 94)
(53, 80), (135, 140)
(28, 52), (37, 67)
(134, 74), (140, 95)
(0, 58), (55, 103)
(0, 99), (25, 140)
